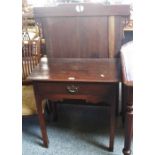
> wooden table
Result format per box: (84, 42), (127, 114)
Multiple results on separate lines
(121, 43), (133, 155)
(28, 57), (120, 151)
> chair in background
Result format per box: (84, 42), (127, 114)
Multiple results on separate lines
(22, 39), (40, 116)
(22, 5), (50, 116)
(22, 39), (49, 117)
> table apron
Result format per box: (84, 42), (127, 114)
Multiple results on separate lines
(33, 82), (118, 104)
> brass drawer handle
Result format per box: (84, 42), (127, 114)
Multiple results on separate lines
(66, 85), (78, 94)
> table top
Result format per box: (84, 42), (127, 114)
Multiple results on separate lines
(121, 42), (133, 86)
(28, 57), (120, 83)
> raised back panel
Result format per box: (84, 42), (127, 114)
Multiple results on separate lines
(34, 4), (130, 58)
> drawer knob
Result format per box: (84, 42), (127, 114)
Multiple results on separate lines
(66, 85), (78, 94)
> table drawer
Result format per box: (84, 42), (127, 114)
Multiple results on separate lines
(36, 82), (116, 96)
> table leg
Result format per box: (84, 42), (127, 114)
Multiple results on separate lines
(109, 86), (116, 151)
(34, 93), (49, 147)
(123, 87), (133, 155)
(115, 83), (119, 116)
(52, 102), (58, 122)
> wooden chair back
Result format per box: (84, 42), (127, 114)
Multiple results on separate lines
(33, 4), (130, 58)
(22, 39), (41, 84)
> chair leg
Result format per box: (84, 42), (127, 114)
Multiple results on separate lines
(123, 87), (133, 155)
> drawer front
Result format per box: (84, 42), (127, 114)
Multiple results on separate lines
(36, 82), (116, 98)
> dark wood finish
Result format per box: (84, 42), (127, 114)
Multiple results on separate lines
(33, 4), (130, 58)
(28, 58), (120, 82)
(28, 58), (120, 150)
(33, 84), (49, 147)
(34, 4), (130, 17)
(122, 85), (133, 155)
(121, 46), (133, 155)
(29, 4), (130, 150)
